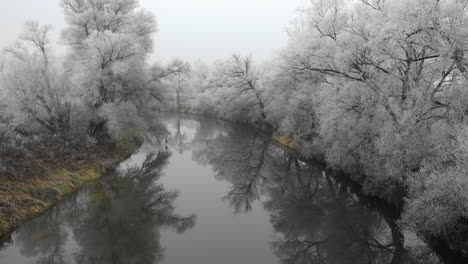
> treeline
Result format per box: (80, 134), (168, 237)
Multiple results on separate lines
(0, 0), (187, 178)
(171, 0), (468, 252)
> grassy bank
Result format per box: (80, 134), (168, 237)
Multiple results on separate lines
(0, 138), (141, 241)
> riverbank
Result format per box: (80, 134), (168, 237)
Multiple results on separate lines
(0, 138), (141, 241)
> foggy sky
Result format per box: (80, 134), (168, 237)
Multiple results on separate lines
(0, 0), (308, 64)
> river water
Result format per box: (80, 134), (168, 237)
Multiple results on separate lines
(0, 114), (441, 264)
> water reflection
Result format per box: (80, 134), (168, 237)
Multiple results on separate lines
(176, 115), (441, 264)
(1, 115), (442, 264)
(2, 151), (195, 264)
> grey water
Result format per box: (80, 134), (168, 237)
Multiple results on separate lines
(0, 115), (438, 264)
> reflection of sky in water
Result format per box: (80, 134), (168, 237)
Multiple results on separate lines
(0, 115), (439, 264)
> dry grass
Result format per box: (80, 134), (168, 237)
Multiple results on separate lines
(273, 134), (297, 149)
(0, 136), (141, 239)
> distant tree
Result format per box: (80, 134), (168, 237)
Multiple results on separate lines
(166, 59), (191, 111)
(263, 58), (321, 151)
(207, 55), (267, 123)
(192, 60), (210, 93)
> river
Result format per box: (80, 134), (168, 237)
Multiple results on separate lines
(0, 114), (441, 264)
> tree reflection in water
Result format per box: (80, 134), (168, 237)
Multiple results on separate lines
(12, 152), (195, 264)
(190, 118), (441, 264)
(3, 116), (444, 264)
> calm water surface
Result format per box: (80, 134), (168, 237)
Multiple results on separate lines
(0, 115), (439, 264)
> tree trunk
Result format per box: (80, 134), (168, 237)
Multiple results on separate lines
(176, 90), (181, 112)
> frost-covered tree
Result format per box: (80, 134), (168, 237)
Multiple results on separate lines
(192, 60), (210, 93)
(203, 55), (267, 124)
(61, 0), (155, 50)
(2, 21), (71, 134)
(62, 0), (157, 138)
(165, 59), (191, 111)
(262, 57), (323, 157)
(276, 0), (468, 186)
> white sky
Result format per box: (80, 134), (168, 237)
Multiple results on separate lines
(0, 0), (308, 64)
